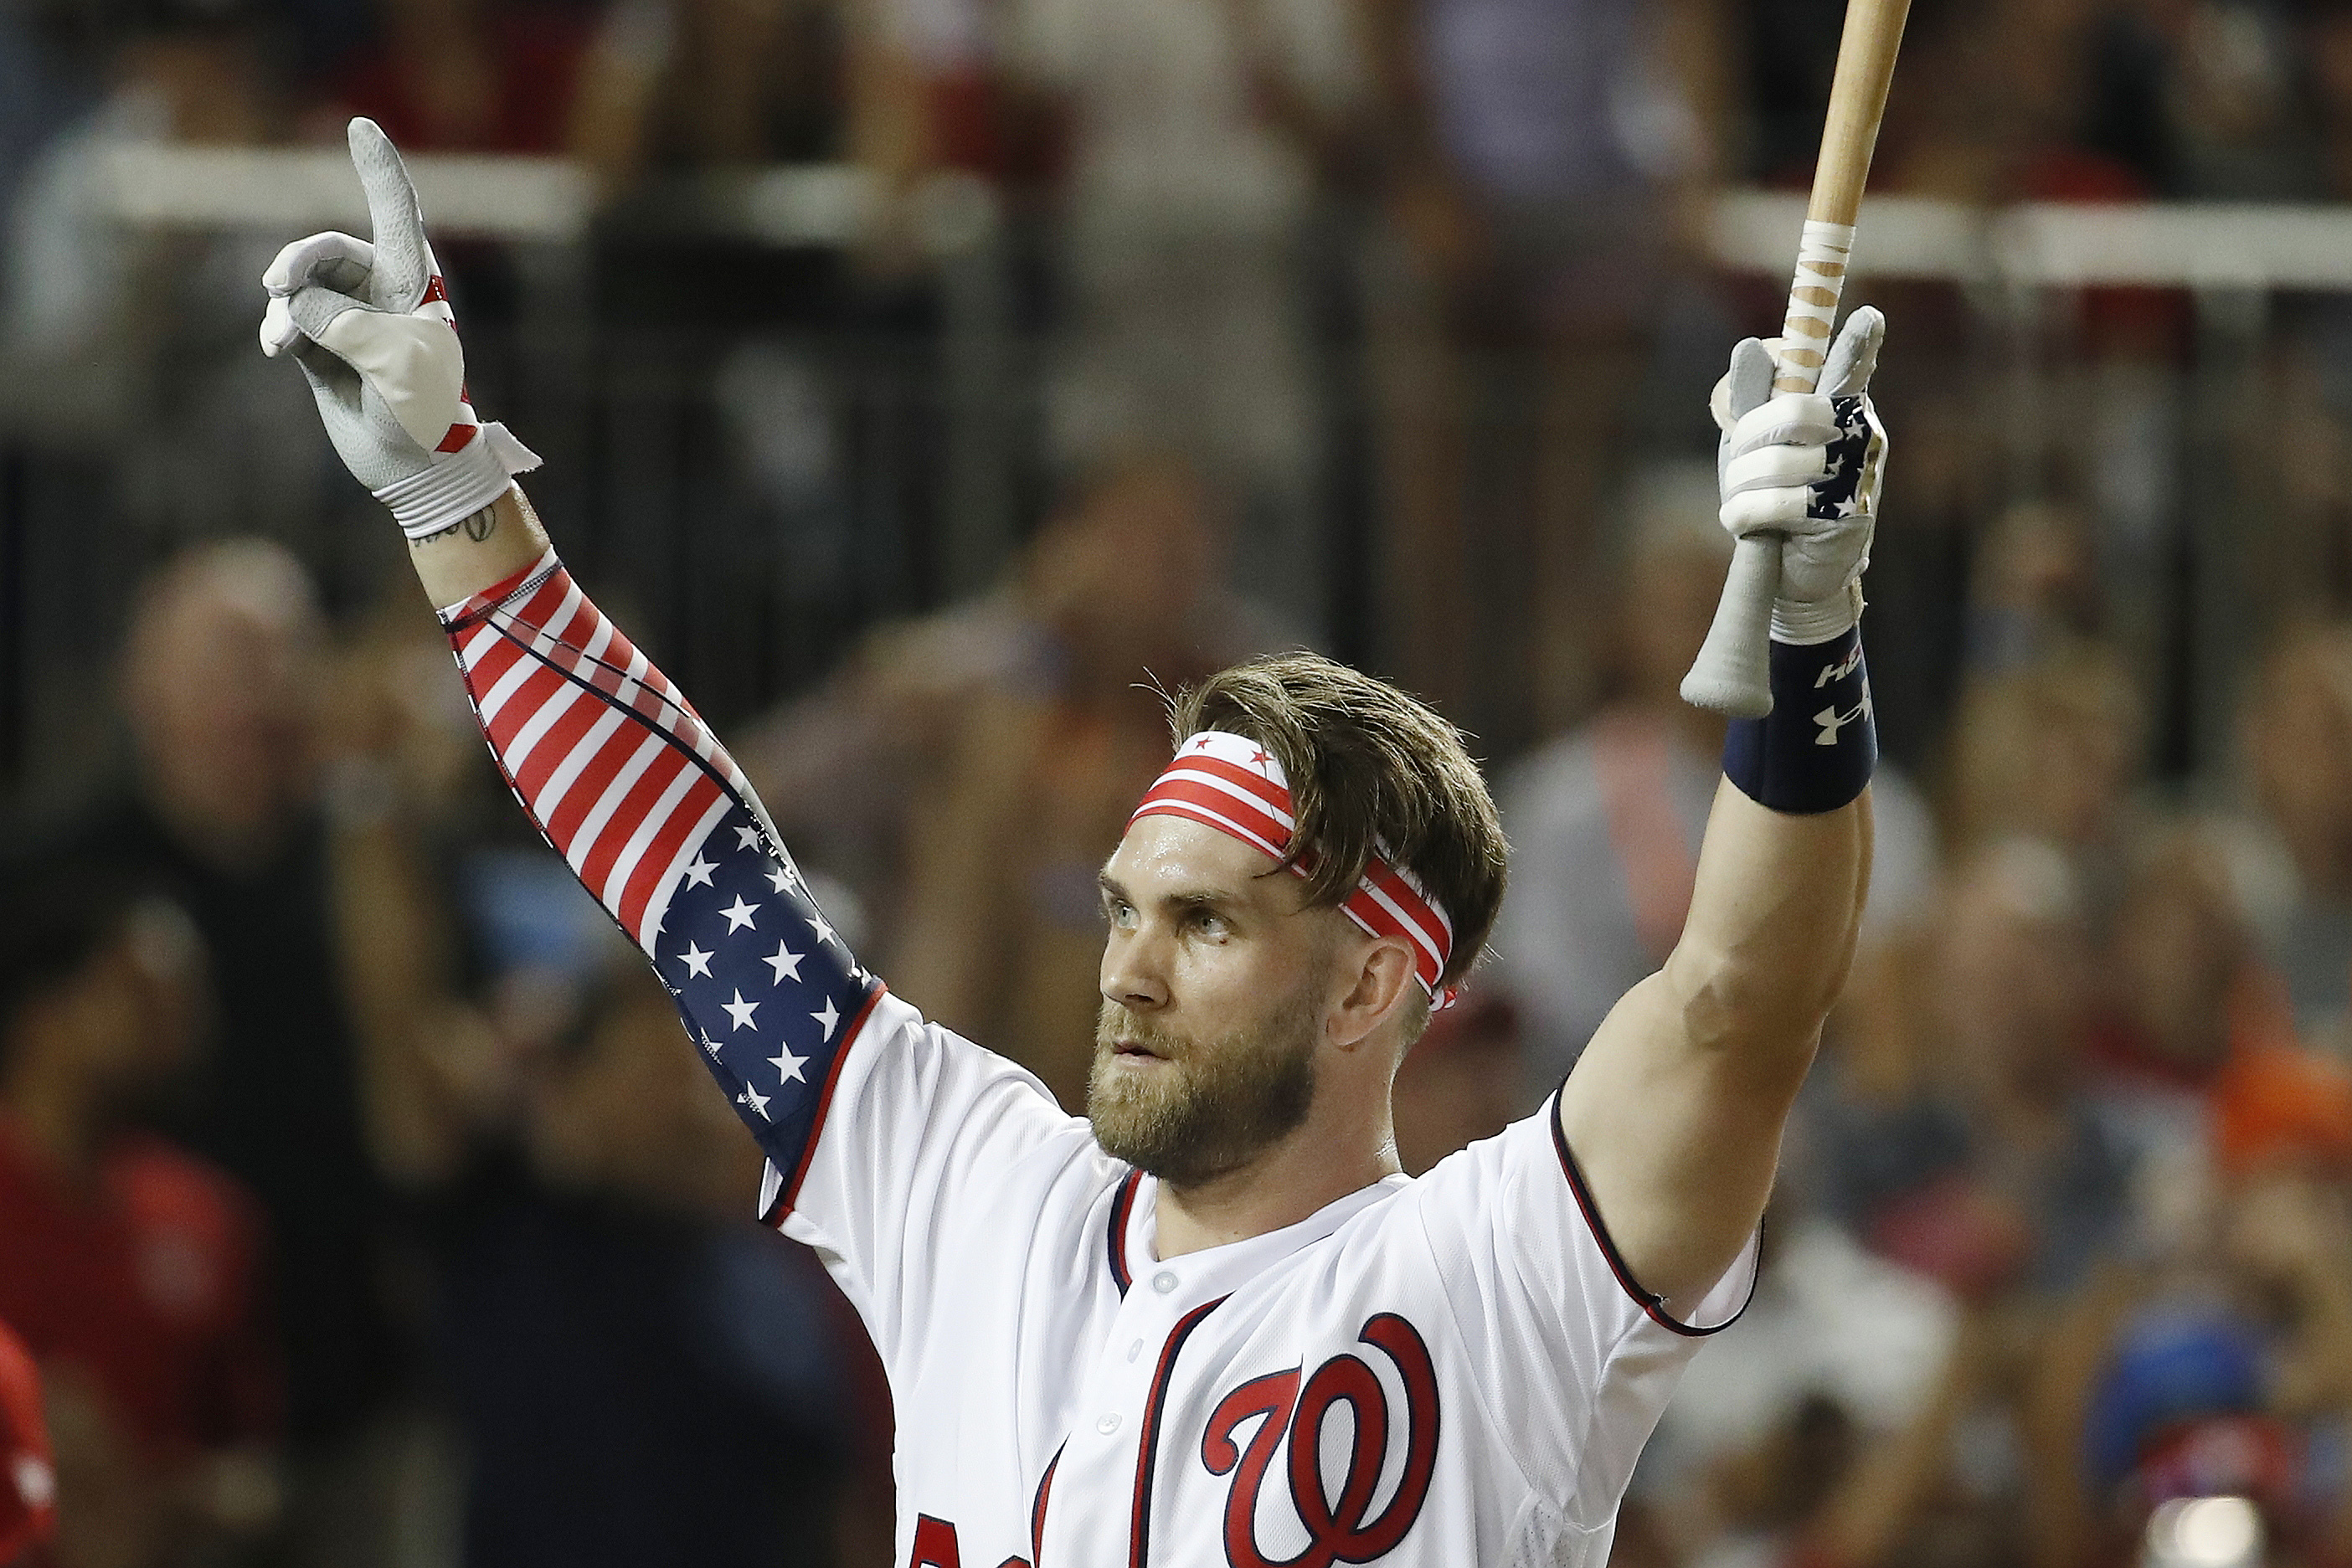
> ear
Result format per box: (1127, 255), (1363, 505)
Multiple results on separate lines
(1324, 933), (1420, 1053)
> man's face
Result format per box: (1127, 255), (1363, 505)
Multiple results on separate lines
(129, 593), (319, 843)
(1091, 817), (1343, 1187)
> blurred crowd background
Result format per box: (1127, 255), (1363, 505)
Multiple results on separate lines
(8, 0), (2352, 1563)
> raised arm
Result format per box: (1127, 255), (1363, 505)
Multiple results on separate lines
(261, 121), (877, 1216)
(1557, 313), (1887, 1316)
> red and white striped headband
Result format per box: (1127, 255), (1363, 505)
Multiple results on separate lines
(1128, 731), (1458, 1008)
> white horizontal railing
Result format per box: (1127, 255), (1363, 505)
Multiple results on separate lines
(95, 144), (598, 242)
(85, 147), (2352, 292)
(88, 143), (998, 253)
(1711, 189), (2352, 290)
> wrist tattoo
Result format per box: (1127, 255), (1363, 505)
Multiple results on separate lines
(406, 506), (500, 549)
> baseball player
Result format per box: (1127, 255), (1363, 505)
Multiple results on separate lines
(261, 121), (1884, 1565)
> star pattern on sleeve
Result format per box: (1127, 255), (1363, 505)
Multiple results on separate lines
(654, 805), (878, 1178)
(440, 558), (876, 1206)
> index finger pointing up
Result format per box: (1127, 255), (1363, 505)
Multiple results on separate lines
(346, 117), (431, 311)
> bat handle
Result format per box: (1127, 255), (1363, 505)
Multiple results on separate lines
(1681, 218), (1855, 717)
(1680, 538), (1780, 718)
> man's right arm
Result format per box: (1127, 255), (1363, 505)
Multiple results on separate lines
(266, 124), (1083, 1339)
(410, 488), (888, 1220)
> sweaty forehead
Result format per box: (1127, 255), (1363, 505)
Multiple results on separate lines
(1104, 815), (1302, 913)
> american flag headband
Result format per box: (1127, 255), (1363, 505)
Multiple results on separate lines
(1128, 731), (1459, 1009)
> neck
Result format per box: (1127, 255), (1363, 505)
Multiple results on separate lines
(1153, 1103), (1401, 1259)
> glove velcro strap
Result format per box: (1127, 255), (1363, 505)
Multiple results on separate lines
(1722, 625), (1876, 815)
(374, 422), (543, 540)
(1769, 583), (1863, 645)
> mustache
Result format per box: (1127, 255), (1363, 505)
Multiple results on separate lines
(1096, 1006), (1192, 1058)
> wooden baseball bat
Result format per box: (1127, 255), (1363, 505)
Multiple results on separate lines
(1680, 0), (1912, 718)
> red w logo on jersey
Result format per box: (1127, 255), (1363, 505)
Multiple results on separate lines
(1201, 1314), (1441, 1568)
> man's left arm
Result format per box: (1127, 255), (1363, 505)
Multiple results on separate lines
(1557, 311), (1888, 1317)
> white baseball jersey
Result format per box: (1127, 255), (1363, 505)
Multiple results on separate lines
(438, 553), (1758, 1568)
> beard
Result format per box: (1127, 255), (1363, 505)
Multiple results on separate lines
(1087, 986), (1320, 1189)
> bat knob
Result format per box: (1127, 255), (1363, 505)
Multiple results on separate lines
(1681, 537), (1780, 719)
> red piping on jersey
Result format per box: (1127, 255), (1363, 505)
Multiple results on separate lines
(1548, 1087), (1754, 1338)
(1106, 1171), (1142, 1294)
(1130, 1296), (1227, 1568)
(1030, 1442), (1063, 1565)
(767, 983), (888, 1225)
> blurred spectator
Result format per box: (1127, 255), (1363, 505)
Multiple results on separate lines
(60, 540), (473, 1558)
(1488, 465), (1936, 1090)
(1810, 838), (2135, 1302)
(1001, 0), (1368, 635)
(1639, 1212), (1963, 1568)
(2025, 1169), (2352, 1568)
(0, 852), (280, 1567)
(2156, 0), (2313, 201)
(1945, 645), (2144, 883)
(326, 0), (600, 154)
(0, 0), (350, 596)
(2088, 823), (2275, 1149)
(2239, 625), (2352, 1044)
(1361, 0), (1728, 739)
(568, 0), (842, 189)
(1965, 501), (2104, 676)
(427, 874), (884, 1566)
(833, 0), (1027, 264)
(0, 1318), (55, 1565)
(0, 0), (312, 506)
(2081, 819), (2352, 1241)
(740, 455), (1294, 1106)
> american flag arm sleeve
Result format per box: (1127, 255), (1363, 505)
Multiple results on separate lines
(438, 550), (881, 1211)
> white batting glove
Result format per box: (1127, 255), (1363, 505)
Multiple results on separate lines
(259, 118), (538, 540)
(1711, 306), (1888, 645)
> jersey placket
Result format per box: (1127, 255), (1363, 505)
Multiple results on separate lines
(1035, 1177), (1406, 1567)
(1040, 1239), (1227, 1564)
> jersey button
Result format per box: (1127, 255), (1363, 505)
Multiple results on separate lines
(1098, 1413), (1122, 1435)
(1127, 1339), (1144, 1362)
(1152, 1271), (1178, 1294)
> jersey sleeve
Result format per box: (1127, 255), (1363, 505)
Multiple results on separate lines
(1398, 1093), (1758, 1530)
(766, 990), (1091, 1365)
(437, 549), (883, 1211)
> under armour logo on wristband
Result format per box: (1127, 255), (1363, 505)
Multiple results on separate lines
(1725, 626), (1876, 814)
(1814, 689), (1871, 746)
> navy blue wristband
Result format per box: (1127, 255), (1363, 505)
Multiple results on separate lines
(1722, 626), (1876, 814)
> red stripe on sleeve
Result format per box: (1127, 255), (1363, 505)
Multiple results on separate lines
(614, 775), (728, 938)
(572, 747), (696, 896)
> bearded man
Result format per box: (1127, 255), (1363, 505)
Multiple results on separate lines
(260, 121), (1885, 1565)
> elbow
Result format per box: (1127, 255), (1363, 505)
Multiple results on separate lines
(1663, 934), (1845, 1068)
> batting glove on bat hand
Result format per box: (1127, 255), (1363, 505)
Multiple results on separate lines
(1712, 306), (1888, 645)
(258, 118), (538, 541)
